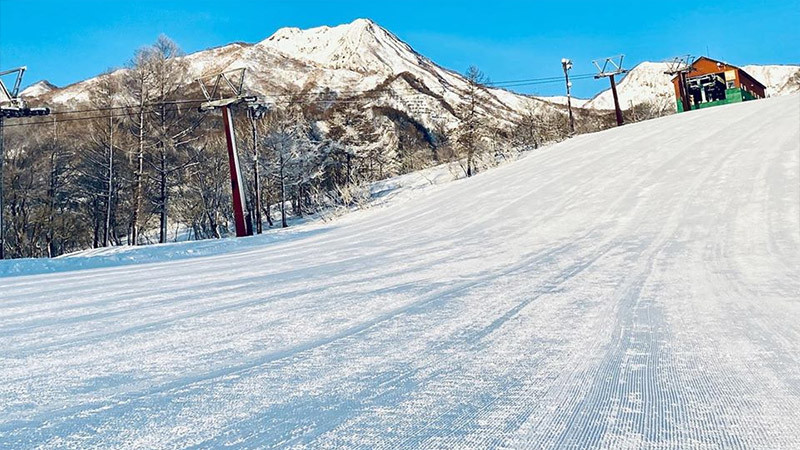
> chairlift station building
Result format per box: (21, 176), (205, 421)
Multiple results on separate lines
(672, 57), (766, 112)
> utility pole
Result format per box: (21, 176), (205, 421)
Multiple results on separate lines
(1, 66), (50, 259)
(561, 58), (575, 134)
(196, 68), (256, 238)
(593, 55), (628, 126)
(103, 115), (114, 247)
(665, 55), (694, 113)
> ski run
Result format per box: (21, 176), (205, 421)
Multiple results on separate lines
(1, 94), (799, 448)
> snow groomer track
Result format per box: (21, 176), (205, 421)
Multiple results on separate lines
(2, 95), (799, 448)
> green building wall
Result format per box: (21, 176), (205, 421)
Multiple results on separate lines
(676, 87), (758, 112)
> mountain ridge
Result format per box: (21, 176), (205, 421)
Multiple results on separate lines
(19, 19), (800, 123)
(27, 19), (567, 135)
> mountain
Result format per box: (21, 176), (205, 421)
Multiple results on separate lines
(583, 62), (674, 111)
(742, 64), (800, 97)
(3, 93), (799, 448)
(585, 61), (800, 111)
(25, 19), (566, 136)
(19, 21), (800, 123)
(19, 80), (58, 97)
(537, 95), (589, 108)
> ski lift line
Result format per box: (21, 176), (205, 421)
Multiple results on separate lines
(1, 105), (199, 128)
(254, 77), (598, 104)
(255, 75), (598, 100)
(4, 77), (601, 127)
(46, 99), (209, 116)
(272, 78), (597, 104)
(16, 74), (601, 119)
(188, 72), (599, 101)
(485, 73), (596, 86)
(3, 86), (585, 127)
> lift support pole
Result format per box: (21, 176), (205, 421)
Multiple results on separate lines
(665, 55), (694, 113)
(221, 105), (249, 237)
(196, 68), (258, 238)
(593, 55), (628, 127)
(608, 74), (623, 126)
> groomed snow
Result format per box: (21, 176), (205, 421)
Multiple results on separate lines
(1, 95), (799, 448)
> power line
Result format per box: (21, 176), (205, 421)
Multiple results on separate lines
(485, 73), (596, 86)
(26, 72), (601, 115)
(3, 72), (602, 128)
(47, 99), (208, 116)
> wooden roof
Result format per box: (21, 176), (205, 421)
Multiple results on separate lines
(672, 56), (767, 90)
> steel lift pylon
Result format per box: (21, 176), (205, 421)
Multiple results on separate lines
(196, 68), (257, 238)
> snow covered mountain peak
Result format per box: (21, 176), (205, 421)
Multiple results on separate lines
(21, 18), (551, 135)
(262, 18), (380, 49)
(258, 18), (424, 74)
(20, 80), (58, 98)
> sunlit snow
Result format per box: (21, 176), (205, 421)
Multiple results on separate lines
(1, 95), (799, 448)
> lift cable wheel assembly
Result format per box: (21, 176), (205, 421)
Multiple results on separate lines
(0, 66), (52, 259)
(196, 68), (262, 238)
(664, 55), (694, 113)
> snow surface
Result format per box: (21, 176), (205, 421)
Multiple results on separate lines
(1, 95), (799, 448)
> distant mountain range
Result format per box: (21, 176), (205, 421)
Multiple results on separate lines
(19, 19), (800, 121)
(19, 19), (566, 135)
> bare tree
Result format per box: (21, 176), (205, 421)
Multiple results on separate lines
(456, 66), (488, 177)
(77, 71), (124, 248)
(145, 35), (196, 243)
(513, 104), (543, 151)
(125, 45), (157, 245)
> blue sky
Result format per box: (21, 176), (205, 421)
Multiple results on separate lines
(1, 0), (798, 98)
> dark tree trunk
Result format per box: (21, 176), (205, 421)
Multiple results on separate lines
(279, 152), (287, 228)
(159, 152), (168, 244)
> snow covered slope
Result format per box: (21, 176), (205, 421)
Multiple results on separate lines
(2, 95), (799, 448)
(536, 95), (589, 108)
(19, 80), (57, 98)
(583, 62), (674, 111)
(743, 64), (800, 96)
(585, 61), (800, 111)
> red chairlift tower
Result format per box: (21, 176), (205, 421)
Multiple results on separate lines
(196, 68), (258, 238)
